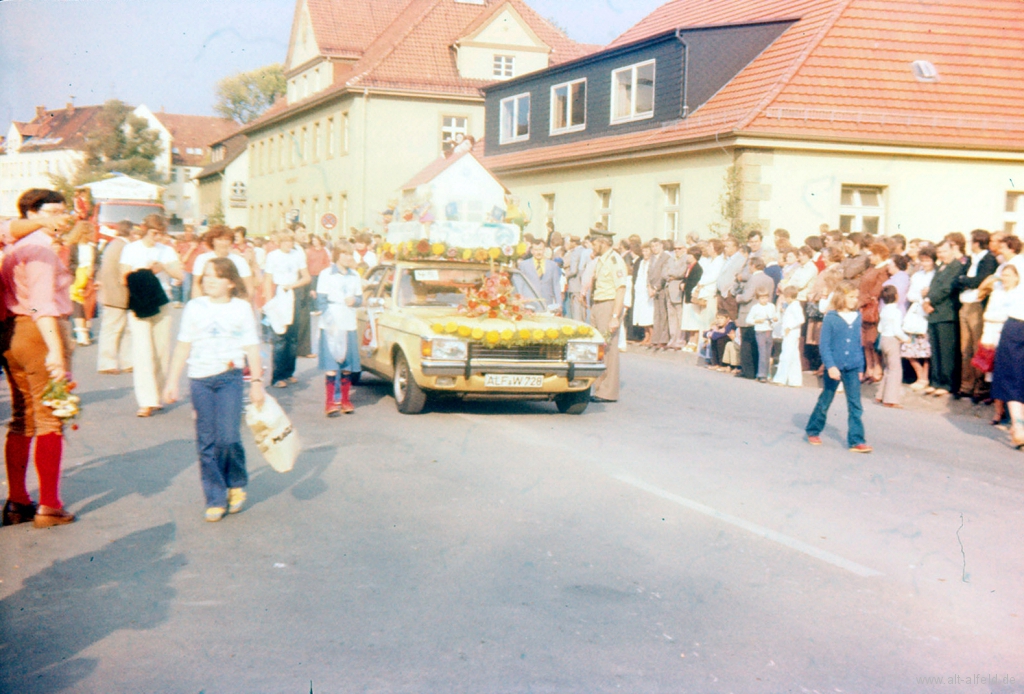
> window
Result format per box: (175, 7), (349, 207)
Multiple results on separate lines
(839, 186), (885, 235)
(500, 93), (530, 144)
(596, 189), (612, 230)
(288, 131), (296, 166)
(542, 194), (556, 228)
(339, 193), (348, 233)
(442, 116), (469, 155)
(611, 60), (655, 123)
(661, 184), (680, 238)
(493, 55), (515, 79)
(1006, 192), (1024, 234)
(300, 127), (307, 162)
(551, 79), (586, 134)
(342, 112), (350, 154)
(312, 122), (320, 160)
(326, 117), (334, 158)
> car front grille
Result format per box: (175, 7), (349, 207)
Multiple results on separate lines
(468, 343), (565, 361)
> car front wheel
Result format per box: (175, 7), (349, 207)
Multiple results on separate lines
(393, 352), (427, 414)
(555, 387), (591, 415)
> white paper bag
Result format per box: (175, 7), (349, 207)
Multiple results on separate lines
(263, 289), (294, 335)
(318, 304), (349, 363)
(245, 393), (299, 473)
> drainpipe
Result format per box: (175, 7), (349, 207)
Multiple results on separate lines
(362, 88), (369, 226)
(675, 30), (690, 118)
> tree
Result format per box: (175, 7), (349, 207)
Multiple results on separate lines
(77, 99), (164, 183)
(708, 164), (762, 242)
(214, 63), (286, 124)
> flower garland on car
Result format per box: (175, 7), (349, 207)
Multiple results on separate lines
(460, 272), (530, 321)
(382, 239), (529, 264)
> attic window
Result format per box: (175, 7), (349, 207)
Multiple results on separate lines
(454, 0), (484, 4)
(911, 60), (939, 82)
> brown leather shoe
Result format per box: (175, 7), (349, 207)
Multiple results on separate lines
(33, 505), (75, 528)
(3, 500), (37, 526)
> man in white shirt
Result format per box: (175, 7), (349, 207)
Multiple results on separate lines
(119, 214), (183, 416)
(263, 230), (311, 387)
(192, 226), (254, 299)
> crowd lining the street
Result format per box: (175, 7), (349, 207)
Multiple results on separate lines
(2, 185), (1022, 528)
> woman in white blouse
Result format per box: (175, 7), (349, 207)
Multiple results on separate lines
(902, 247), (936, 391)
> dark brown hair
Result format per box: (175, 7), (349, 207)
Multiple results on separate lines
(203, 256), (247, 299)
(17, 188), (65, 218)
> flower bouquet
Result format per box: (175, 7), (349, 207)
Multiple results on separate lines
(42, 378), (81, 425)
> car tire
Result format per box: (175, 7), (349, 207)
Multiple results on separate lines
(393, 352), (427, 414)
(555, 387), (590, 415)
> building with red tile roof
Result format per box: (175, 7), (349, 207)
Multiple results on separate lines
(481, 0), (1024, 243)
(241, 0), (593, 236)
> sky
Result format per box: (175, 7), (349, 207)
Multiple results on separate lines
(0, 0), (667, 134)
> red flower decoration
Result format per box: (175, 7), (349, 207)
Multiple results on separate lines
(416, 240), (431, 255)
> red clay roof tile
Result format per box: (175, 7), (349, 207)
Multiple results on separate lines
(153, 113), (240, 166)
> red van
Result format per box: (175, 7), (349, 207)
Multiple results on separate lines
(91, 199), (166, 242)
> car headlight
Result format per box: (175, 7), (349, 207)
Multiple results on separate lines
(566, 341), (601, 363)
(421, 338), (468, 361)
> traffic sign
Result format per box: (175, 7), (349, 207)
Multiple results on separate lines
(320, 213), (337, 230)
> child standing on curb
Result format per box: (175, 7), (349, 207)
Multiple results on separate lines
(773, 285), (805, 387)
(746, 288), (778, 382)
(805, 281), (872, 453)
(316, 242), (363, 417)
(164, 257), (265, 522)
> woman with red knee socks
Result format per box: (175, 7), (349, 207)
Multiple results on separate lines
(2, 189), (76, 528)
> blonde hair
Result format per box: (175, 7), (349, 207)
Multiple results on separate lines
(829, 280), (859, 312)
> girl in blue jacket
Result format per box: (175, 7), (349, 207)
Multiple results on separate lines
(805, 281), (872, 453)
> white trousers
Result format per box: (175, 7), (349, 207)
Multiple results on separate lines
(96, 305), (133, 372)
(128, 304), (173, 408)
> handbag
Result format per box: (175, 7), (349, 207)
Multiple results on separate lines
(245, 393), (299, 473)
(902, 303), (928, 335)
(971, 344), (996, 373)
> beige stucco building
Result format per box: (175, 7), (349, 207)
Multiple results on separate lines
(482, 0), (1024, 245)
(240, 0), (593, 237)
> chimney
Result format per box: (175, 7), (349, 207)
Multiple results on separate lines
(35, 105), (46, 120)
(66, 102), (74, 114)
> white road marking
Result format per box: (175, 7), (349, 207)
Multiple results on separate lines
(613, 473), (884, 578)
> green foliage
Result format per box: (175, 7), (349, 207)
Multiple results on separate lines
(214, 63), (286, 124)
(77, 100), (163, 184)
(708, 164), (762, 243)
(209, 201), (226, 226)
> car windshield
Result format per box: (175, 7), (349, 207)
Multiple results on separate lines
(396, 266), (546, 312)
(97, 203), (159, 224)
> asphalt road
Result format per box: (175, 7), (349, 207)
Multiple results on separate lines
(1, 341), (1022, 693)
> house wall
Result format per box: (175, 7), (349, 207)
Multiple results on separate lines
(499, 148), (732, 242)
(245, 93), (484, 236)
(223, 149), (249, 229)
(0, 149), (81, 217)
(457, 7), (550, 81)
(750, 147), (1024, 242)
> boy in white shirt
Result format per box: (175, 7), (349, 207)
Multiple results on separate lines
(262, 230), (311, 387)
(746, 288), (778, 382)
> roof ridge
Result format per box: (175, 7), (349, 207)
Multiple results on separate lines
(734, 0), (855, 131)
(347, 0), (443, 87)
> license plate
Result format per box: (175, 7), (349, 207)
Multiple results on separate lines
(484, 374), (543, 389)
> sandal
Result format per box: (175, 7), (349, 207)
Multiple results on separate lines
(272, 381), (288, 388)
(136, 407), (160, 417)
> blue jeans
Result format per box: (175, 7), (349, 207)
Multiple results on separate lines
(805, 367), (865, 447)
(272, 293), (298, 382)
(191, 369), (247, 508)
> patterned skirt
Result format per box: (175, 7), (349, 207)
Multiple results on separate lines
(900, 333), (931, 359)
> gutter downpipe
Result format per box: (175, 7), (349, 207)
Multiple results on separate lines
(675, 30), (690, 118)
(362, 88), (369, 226)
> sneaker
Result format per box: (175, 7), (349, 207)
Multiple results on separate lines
(205, 507), (226, 522)
(227, 488), (246, 514)
(806, 435), (822, 445)
(849, 443), (873, 453)
(922, 386), (936, 394)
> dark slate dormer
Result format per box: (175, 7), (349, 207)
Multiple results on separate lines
(483, 19), (794, 156)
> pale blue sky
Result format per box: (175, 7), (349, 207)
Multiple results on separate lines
(0, 0), (666, 133)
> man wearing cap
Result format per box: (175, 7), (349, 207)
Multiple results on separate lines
(588, 225), (628, 402)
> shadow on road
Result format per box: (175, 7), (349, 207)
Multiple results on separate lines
(0, 523), (185, 693)
(247, 441), (339, 507)
(77, 386), (132, 407)
(63, 440), (196, 517)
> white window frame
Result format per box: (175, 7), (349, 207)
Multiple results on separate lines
(493, 55), (515, 79)
(661, 183), (680, 239)
(839, 185), (886, 235)
(596, 188), (612, 231)
(1005, 191), (1024, 235)
(550, 78), (587, 135)
(441, 116), (469, 155)
(542, 193), (556, 227)
(499, 93), (531, 145)
(610, 59), (656, 124)
(326, 117), (334, 158)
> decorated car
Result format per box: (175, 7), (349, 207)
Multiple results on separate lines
(357, 240), (605, 415)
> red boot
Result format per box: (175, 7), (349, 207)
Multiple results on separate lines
(325, 376), (341, 417)
(340, 377), (355, 414)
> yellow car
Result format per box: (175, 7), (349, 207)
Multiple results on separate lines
(357, 260), (605, 414)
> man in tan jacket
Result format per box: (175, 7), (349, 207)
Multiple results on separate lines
(95, 220), (133, 374)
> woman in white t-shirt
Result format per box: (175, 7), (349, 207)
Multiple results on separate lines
(165, 257), (265, 522)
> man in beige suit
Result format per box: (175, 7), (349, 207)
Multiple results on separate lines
(95, 220), (133, 374)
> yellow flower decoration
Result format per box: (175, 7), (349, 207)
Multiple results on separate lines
(474, 248), (489, 262)
(485, 330), (500, 344)
(577, 325), (592, 336)
(516, 242), (528, 256)
(462, 248), (473, 260)
(471, 327), (485, 340)
(518, 329), (532, 340)
(458, 325), (472, 337)
(431, 243), (446, 256)
(431, 323), (445, 334)
(531, 329), (545, 341)
(545, 328), (559, 340)
(488, 247), (501, 259)
(445, 321), (458, 334)
(404, 241), (414, 253)
(500, 329), (514, 341)
(561, 325), (575, 336)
